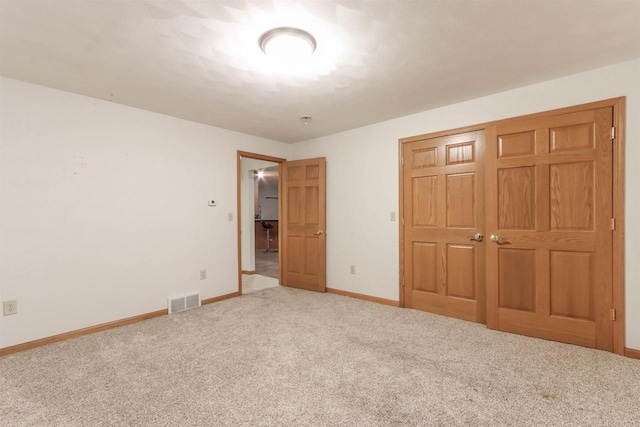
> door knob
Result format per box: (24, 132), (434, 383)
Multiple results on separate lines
(490, 234), (510, 244)
(314, 230), (324, 235)
(469, 233), (484, 242)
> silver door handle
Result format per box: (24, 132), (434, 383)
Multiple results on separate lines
(490, 234), (509, 244)
(469, 233), (484, 242)
(314, 230), (324, 235)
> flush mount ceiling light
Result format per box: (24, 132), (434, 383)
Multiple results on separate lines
(259, 27), (317, 62)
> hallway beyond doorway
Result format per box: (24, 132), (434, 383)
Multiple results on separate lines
(255, 250), (278, 279)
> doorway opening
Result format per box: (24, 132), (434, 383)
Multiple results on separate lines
(254, 165), (279, 279)
(237, 151), (286, 295)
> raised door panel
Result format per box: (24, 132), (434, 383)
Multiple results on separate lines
(446, 173), (475, 228)
(304, 186), (319, 225)
(549, 251), (594, 320)
(413, 147), (438, 168)
(550, 122), (594, 152)
(498, 166), (536, 230)
(498, 131), (536, 158)
(498, 248), (536, 312)
(549, 162), (594, 231)
(413, 176), (438, 227)
(287, 236), (302, 274)
(304, 236), (320, 278)
(287, 187), (301, 225)
(447, 142), (475, 165)
(286, 165), (303, 181)
(413, 242), (438, 293)
(446, 244), (475, 300)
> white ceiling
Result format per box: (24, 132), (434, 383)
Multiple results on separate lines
(1, 0), (639, 143)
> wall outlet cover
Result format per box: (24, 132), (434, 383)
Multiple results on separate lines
(3, 300), (17, 316)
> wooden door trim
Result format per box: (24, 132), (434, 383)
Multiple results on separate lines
(400, 123), (492, 144)
(398, 97), (626, 355)
(236, 151), (286, 295)
(327, 287), (399, 307)
(398, 142), (405, 308)
(237, 151), (286, 164)
(612, 98), (625, 355)
(625, 347), (640, 360)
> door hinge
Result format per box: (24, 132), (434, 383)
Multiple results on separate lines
(401, 157), (404, 166)
(611, 308), (616, 321)
(611, 126), (615, 140)
(402, 277), (405, 288)
(611, 218), (615, 231)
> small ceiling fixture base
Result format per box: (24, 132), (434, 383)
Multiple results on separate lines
(300, 115), (312, 125)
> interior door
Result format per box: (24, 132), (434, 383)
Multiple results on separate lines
(402, 131), (486, 323)
(485, 107), (614, 350)
(280, 157), (326, 292)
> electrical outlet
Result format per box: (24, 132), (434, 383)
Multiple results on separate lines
(200, 270), (207, 280)
(3, 300), (17, 316)
(350, 265), (356, 274)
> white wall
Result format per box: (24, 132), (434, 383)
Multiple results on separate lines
(0, 77), (290, 348)
(258, 174), (279, 220)
(291, 59), (640, 350)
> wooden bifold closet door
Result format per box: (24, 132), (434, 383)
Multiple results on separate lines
(402, 104), (616, 352)
(402, 131), (486, 323)
(485, 107), (614, 351)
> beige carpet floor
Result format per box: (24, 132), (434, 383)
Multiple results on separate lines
(1, 286), (639, 426)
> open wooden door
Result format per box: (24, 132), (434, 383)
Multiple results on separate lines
(402, 131), (486, 323)
(280, 157), (326, 292)
(485, 107), (614, 350)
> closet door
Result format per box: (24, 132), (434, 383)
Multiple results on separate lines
(485, 107), (614, 350)
(402, 131), (486, 323)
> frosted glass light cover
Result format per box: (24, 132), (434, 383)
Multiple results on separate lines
(259, 27), (316, 64)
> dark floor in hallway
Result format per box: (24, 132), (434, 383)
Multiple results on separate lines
(255, 250), (278, 279)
